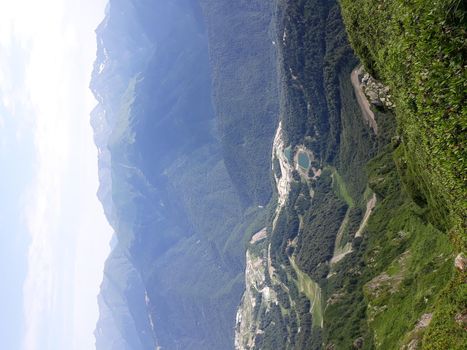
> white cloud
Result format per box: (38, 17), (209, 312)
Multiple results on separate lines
(0, 1), (111, 349)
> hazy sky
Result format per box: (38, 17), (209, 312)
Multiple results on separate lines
(0, 1), (112, 349)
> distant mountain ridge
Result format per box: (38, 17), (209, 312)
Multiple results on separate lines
(91, 0), (279, 349)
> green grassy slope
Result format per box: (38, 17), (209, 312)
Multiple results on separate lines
(335, 0), (467, 347)
(339, 0), (466, 243)
(324, 144), (466, 349)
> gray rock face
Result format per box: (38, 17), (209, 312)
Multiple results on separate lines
(454, 311), (467, 329)
(454, 253), (466, 271)
(415, 313), (433, 330)
(352, 337), (364, 349)
(401, 313), (433, 350)
(358, 68), (395, 109)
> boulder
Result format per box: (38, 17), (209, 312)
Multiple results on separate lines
(414, 313), (433, 330)
(407, 339), (419, 350)
(454, 311), (467, 329)
(352, 337), (364, 349)
(454, 253), (466, 271)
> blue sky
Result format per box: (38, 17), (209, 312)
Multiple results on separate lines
(0, 1), (112, 349)
(0, 103), (33, 350)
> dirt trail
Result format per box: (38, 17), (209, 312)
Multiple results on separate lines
(330, 211), (352, 265)
(329, 193), (377, 270)
(351, 67), (378, 135)
(355, 194), (377, 238)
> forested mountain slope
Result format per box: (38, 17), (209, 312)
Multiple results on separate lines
(92, 1), (277, 349)
(92, 0), (466, 349)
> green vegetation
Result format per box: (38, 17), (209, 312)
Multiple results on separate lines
(363, 149), (454, 349)
(259, 0), (465, 348)
(290, 257), (323, 328)
(200, 0), (280, 205)
(340, 0), (466, 245)
(299, 172), (347, 279)
(337, 1), (467, 347)
(323, 143), (465, 349)
(330, 167), (354, 207)
(97, 0), (466, 348)
(423, 272), (467, 350)
(94, 1), (283, 348)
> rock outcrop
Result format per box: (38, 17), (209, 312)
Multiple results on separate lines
(454, 253), (466, 272)
(356, 66), (395, 109)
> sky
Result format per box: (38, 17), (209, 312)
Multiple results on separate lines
(0, 1), (112, 349)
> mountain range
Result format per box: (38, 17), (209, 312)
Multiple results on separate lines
(91, 1), (466, 349)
